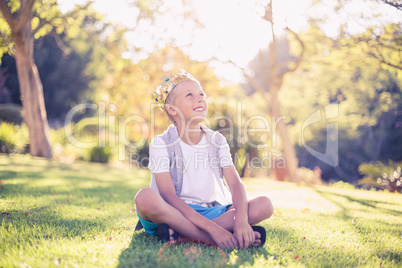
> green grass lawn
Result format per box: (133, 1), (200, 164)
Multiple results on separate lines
(1, 154), (401, 267)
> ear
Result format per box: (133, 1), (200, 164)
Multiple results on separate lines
(165, 104), (177, 116)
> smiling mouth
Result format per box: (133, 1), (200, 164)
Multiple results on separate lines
(193, 107), (205, 112)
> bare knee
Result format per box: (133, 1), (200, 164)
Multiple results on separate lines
(259, 196), (274, 219)
(134, 188), (162, 215)
(249, 196), (274, 223)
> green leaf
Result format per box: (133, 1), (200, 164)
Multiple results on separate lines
(31, 17), (40, 31)
(52, 18), (63, 27)
(55, 25), (64, 34)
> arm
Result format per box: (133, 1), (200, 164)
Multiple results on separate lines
(155, 172), (238, 248)
(223, 165), (255, 249)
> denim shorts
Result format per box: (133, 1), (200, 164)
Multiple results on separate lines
(137, 203), (232, 236)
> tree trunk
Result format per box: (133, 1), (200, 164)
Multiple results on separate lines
(267, 10), (298, 182)
(12, 24), (52, 158)
(269, 85), (298, 182)
(242, 70), (299, 181)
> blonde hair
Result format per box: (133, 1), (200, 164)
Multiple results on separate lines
(163, 78), (200, 125)
(164, 86), (179, 124)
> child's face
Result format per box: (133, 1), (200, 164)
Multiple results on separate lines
(169, 79), (208, 124)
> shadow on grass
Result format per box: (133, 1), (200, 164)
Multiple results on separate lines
(1, 205), (126, 241)
(0, 155), (147, 247)
(314, 189), (402, 265)
(119, 221), (382, 268)
(0, 158), (147, 205)
(2, 155), (400, 267)
(119, 222), (401, 268)
(117, 229), (274, 268)
(117, 231), (160, 268)
(315, 189), (402, 218)
(325, 191), (401, 217)
(117, 191), (402, 267)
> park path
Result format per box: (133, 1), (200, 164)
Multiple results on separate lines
(244, 179), (340, 214)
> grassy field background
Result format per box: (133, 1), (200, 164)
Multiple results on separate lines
(0, 154), (401, 267)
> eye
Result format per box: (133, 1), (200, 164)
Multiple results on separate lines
(186, 93), (192, 97)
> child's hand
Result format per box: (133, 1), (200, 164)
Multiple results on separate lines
(233, 220), (255, 250)
(209, 226), (238, 249)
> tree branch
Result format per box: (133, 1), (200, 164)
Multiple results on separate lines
(356, 35), (402, 52)
(379, 0), (402, 11)
(0, 0), (16, 30)
(356, 34), (402, 70)
(211, 55), (268, 96)
(49, 31), (70, 56)
(64, 1), (93, 18)
(371, 46), (402, 70)
(285, 26), (305, 73)
(225, 57), (269, 96)
(0, 29), (14, 54)
(15, 0), (34, 32)
(32, 17), (47, 35)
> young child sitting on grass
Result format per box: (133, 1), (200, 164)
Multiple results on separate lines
(134, 69), (273, 249)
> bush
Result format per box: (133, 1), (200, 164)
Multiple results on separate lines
(89, 146), (112, 163)
(51, 117), (106, 162)
(50, 127), (77, 162)
(0, 104), (24, 125)
(50, 127), (68, 146)
(296, 166), (323, 186)
(331, 180), (356, 190)
(50, 127), (103, 163)
(358, 160), (402, 193)
(0, 122), (16, 153)
(73, 117), (106, 137)
(0, 122), (29, 154)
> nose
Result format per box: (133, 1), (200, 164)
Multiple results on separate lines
(196, 94), (204, 103)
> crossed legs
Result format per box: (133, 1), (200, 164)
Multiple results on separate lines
(134, 188), (274, 244)
(212, 196), (274, 231)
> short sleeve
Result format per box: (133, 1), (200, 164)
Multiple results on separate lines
(218, 137), (234, 167)
(148, 136), (170, 173)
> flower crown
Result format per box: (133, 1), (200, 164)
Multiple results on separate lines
(152, 69), (194, 112)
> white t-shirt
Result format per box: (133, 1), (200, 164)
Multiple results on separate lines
(148, 133), (233, 207)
